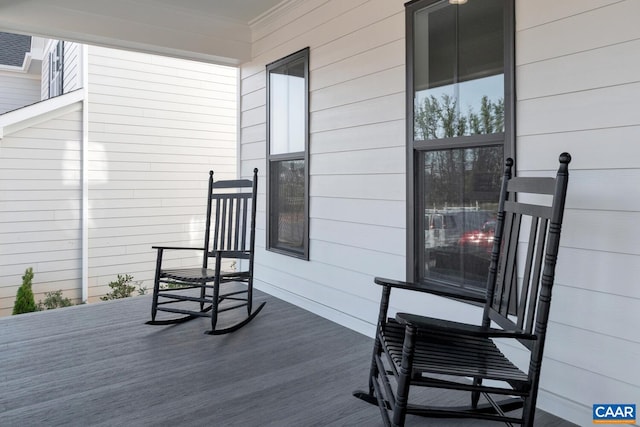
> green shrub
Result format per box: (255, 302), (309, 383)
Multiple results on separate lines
(38, 290), (73, 311)
(12, 268), (37, 315)
(101, 274), (145, 300)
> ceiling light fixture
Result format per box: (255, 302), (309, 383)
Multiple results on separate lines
(449, 0), (468, 4)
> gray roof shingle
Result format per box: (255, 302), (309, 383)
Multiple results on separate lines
(0, 32), (32, 67)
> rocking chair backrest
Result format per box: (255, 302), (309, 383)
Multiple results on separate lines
(202, 168), (258, 266)
(483, 154), (571, 352)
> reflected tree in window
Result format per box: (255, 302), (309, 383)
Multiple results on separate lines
(415, 94), (504, 140)
(274, 160), (305, 249)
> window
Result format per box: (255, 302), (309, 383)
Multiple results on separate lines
(49, 40), (64, 98)
(406, 0), (514, 293)
(266, 48), (309, 259)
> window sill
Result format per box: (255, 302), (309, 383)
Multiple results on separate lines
(267, 246), (308, 261)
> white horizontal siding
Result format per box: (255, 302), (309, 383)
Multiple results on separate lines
(516, 0), (621, 32)
(516, 0), (640, 424)
(0, 111), (83, 316)
(241, 0), (406, 335)
(86, 46), (237, 299)
(518, 38), (640, 101)
(517, 0), (640, 66)
(252, 0), (367, 60)
(0, 74), (41, 114)
(517, 83), (640, 136)
(311, 40), (404, 92)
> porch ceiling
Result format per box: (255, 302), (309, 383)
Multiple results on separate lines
(0, 0), (285, 66)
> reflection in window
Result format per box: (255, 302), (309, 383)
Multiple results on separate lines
(413, 0), (504, 140)
(423, 146), (502, 289)
(414, 76), (504, 140)
(269, 58), (306, 155)
(271, 160), (305, 252)
(407, 0), (512, 292)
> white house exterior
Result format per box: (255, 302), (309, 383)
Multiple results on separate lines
(246, 2), (640, 425)
(0, 33), (45, 114)
(240, 2), (640, 426)
(0, 40), (237, 314)
(0, 1), (639, 426)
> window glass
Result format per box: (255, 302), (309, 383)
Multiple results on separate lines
(413, 0), (504, 140)
(269, 58), (306, 155)
(266, 48), (309, 259)
(49, 41), (64, 98)
(408, 0), (512, 291)
(423, 146), (502, 288)
(270, 159), (305, 253)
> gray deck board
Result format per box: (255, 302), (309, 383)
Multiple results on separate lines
(0, 291), (577, 426)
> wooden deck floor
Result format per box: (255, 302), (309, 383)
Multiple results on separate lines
(0, 291), (577, 426)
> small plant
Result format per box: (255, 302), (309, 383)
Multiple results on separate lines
(12, 267), (37, 315)
(38, 290), (73, 311)
(100, 274), (145, 300)
(161, 281), (187, 290)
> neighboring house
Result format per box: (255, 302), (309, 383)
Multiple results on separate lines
(0, 37), (237, 315)
(0, 32), (43, 113)
(0, 1), (639, 426)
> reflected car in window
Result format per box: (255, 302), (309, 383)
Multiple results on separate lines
(457, 219), (496, 251)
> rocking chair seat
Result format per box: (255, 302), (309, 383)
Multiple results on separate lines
(161, 268), (249, 283)
(382, 317), (530, 387)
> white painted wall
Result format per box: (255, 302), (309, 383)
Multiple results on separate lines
(242, 0), (409, 334)
(0, 73), (40, 114)
(241, 0), (640, 426)
(86, 46), (237, 299)
(514, 0), (640, 424)
(0, 108), (83, 316)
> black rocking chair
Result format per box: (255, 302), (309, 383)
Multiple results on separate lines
(147, 168), (265, 335)
(354, 153), (571, 426)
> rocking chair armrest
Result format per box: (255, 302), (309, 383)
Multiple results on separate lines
(395, 312), (537, 340)
(152, 246), (206, 251)
(210, 250), (250, 259)
(374, 277), (486, 304)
